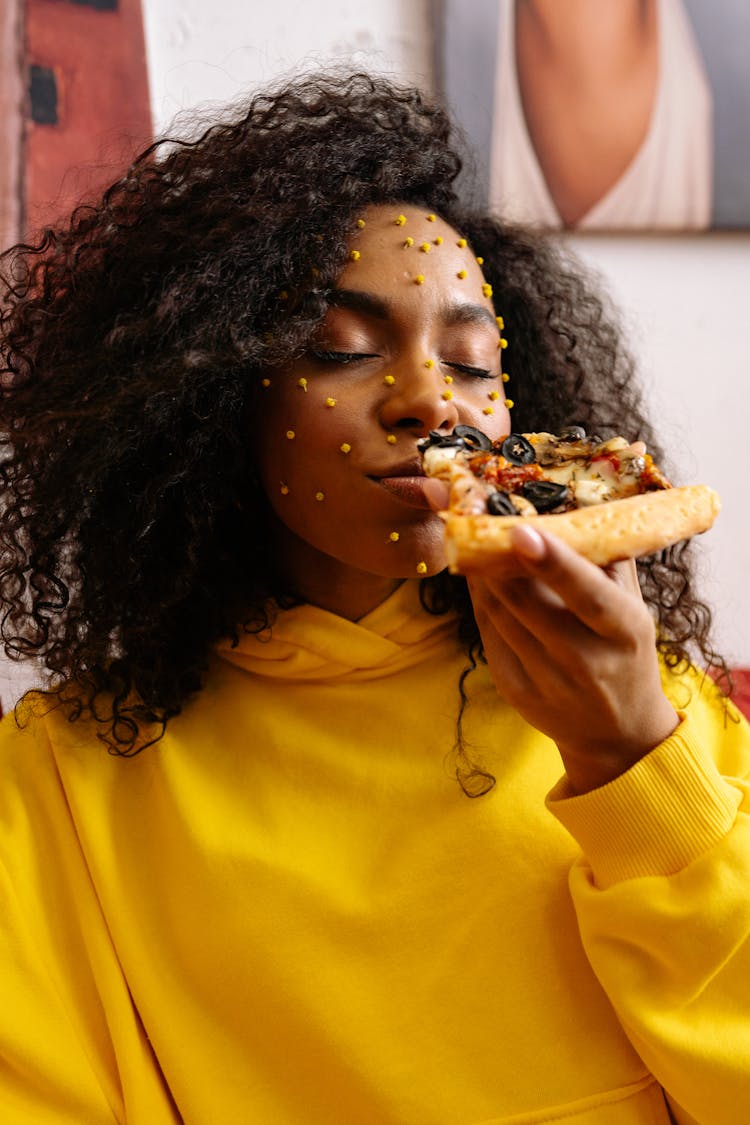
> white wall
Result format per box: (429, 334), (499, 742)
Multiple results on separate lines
(137, 0), (750, 668)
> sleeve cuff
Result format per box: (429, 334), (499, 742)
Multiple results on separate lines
(546, 713), (744, 887)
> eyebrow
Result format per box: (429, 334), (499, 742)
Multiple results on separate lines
(328, 288), (498, 330)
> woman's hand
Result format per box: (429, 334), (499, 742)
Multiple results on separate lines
(467, 524), (679, 794)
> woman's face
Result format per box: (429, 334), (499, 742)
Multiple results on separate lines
(255, 203), (511, 617)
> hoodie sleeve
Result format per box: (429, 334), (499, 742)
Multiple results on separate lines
(546, 681), (750, 1125)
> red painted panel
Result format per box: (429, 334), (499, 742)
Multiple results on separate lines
(25, 0), (152, 231)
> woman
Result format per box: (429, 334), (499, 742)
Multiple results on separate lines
(0, 72), (747, 1124)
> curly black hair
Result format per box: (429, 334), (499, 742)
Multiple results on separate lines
(0, 70), (728, 769)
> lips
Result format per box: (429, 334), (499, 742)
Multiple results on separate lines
(370, 460), (433, 510)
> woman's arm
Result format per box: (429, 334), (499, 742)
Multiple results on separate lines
(514, 0), (659, 225)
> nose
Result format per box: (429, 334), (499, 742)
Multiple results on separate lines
(378, 360), (460, 437)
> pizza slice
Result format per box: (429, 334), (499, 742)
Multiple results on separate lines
(418, 425), (720, 572)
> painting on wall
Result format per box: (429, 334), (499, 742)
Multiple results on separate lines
(0, 0), (152, 252)
(436, 0), (750, 231)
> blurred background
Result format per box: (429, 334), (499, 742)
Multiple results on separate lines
(0, 0), (747, 709)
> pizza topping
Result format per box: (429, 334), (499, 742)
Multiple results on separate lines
(521, 480), (569, 513)
(419, 425), (672, 518)
(501, 434), (536, 464)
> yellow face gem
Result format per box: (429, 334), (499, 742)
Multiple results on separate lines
(488, 390), (500, 400)
(482, 283), (493, 299)
(496, 316), (505, 329)
(395, 214), (407, 226)
(505, 398), (514, 409)
(456, 238), (467, 248)
(297, 377), (308, 391)
(476, 257), (484, 265)
(356, 218), (366, 228)
(424, 359), (434, 368)
(443, 374), (453, 384)
(261, 378), (271, 387)
(285, 430), (295, 440)
(415, 274), (425, 285)
(349, 250), (360, 261)
(426, 213), (436, 222)
(416, 561), (427, 574)
(315, 491), (325, 502)
(434, 236), (443, 245)
(278, 290), (289, 300)
(280, 483), (289, 495)
(325, 397), (336, 407)
(389, 531), (400, 542)
(499, 337), (508, 349)
(386, 434), (397, 444)
(340, 442), (352, 454)
(383, 374), (396, 385)
(403, 237), (414, 248)
(502, 372), (510, 383)
(419, 242), (431, 253)
(456, 269), (467, 280)
(483, 406), (494, 415)
(441, 390), (453, 401)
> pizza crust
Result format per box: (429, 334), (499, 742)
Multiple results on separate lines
(441, 484), (721, 573)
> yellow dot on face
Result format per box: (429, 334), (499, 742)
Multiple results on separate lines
(340, 442), (351, 454)
(386, 434), (397, 444)
(476, 257), (484, 265)
(505, 398), (514, 409)
(424, 359), (434, 368)
(443, 374), (453, 384)
(356, 218), (366, 228)
(500, 337), (508, 349)
(457, 269), (467, 280)
(419, 242), (431, 253)
(286, 430), (295, 440)
(426, 213), (436, 222)
(261, 378), (271, 388)
(496, 316), (505, 329)
(389, 531), (400, 542)
(383, 374), (396, 385)
(456, 238), (467, 248)
(280, 483), (289, 495)
(315, 491), (325, 502)
(415, 274), (425, 285)
(297, 378), (308, 391)
(434, 236), (443, 245)
(416, 561), (428, 574)
(482, 283), (493, 298)
(349, 250), (360, 261)
(483, 406), (494, 415)
(489, 390), (500, 400)
(395, 214), (406, 226)
(279, 290), (289, 300)
(325, 397), (336, 407)
(502, 372), (510, 383)
(442, 390), (453, 401)
(403, 237), (414, 248)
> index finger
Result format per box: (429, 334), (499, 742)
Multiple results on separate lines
(498, 524), (642, 639)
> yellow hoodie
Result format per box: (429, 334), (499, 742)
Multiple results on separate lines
(0, 580), (748, 1124)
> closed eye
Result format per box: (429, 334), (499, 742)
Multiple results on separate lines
(310, 349), (380, 365)
(444, 361), (495, 379)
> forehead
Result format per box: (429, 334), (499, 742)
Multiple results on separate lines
(335, 203), (491, 313)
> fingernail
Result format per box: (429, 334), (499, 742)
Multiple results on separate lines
(511, 524), (546, 561)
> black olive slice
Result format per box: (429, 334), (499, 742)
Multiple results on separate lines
(417, 430), (464, 451)
(558, 425), (586, 441)
(501, 434), (536, 465)
(453, 424), (492, 451)
(521, 480), (569, 513)
(487, 490), (518, 516)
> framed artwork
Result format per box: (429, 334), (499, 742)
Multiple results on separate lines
(436, 0), (750, 231)
(0, 0), (152, 250)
